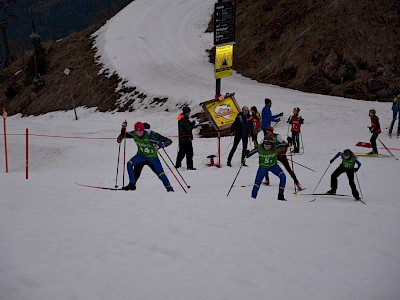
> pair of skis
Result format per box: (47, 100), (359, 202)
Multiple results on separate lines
(75, 182), (128, 191)
(298, 192), (365, 204)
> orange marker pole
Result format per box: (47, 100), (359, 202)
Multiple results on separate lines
(3, 108), (8, 173)
(26, 128), (29, 180)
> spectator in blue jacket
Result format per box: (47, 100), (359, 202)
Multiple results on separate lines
(261, 98), (283, 135)
(227, 106), (251, 167)
(389, 86), (400, 136)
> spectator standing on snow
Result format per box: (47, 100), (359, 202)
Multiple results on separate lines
(227, 106), (251, 167)
(117, 121), (174, 192)
(175, 106), (199, 170)
(261, 98), (283, 135)
(249, 106), (261, 147)
(368, 109), (381, 154)
(389, 86), (400, 137)
(287, 107), (304, 153)
(326, 149), (361, 201)
(246, 136), (287, 201)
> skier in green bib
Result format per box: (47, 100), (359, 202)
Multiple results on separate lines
(117, 121), (173, 192)
(326, 149), (361, 200)
(246, 136), (287, 201)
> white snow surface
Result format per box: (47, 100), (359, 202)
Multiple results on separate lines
(1, 0), (400, 299)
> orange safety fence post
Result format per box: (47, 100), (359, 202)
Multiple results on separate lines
(3, 108), (8, 173)
(26, 128), (28, 180)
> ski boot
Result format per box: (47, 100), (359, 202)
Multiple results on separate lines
(122, 183), (136, 191)
(278, 193), (287, 201)
(326, 189), (336, 195)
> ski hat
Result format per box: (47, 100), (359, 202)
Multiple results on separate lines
(266, 126), (274, 132)
(182, 106), (191, 114)
(251, 106), (258, 112)
(263, 136), (274, 146)
(265, 98), (272, 105)
(343, 149), (352, 159)
(134, 121), (145, 132)
(369, 109), (376, 115)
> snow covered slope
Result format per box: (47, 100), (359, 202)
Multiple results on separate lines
(1, 1), (399, 299)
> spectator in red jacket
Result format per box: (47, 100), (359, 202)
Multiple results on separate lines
(368, 109), (381, 154)
(287, 107), (304, 153)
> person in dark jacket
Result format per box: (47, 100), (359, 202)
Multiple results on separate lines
(175, 106), (198, 170)
(227, 106), (251, 167)
(368, 109), (381, 154)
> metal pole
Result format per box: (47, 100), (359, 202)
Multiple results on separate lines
(312, 163), (331, 194)
(227, 163), (244, 196)
(216, 78), (221, 95)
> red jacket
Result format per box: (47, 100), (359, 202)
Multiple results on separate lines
(370, 115), (381, 135)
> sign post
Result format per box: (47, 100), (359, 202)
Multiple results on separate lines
(213, 0), (236, 96)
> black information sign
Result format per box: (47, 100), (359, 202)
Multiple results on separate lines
(213, 1), (236, 45)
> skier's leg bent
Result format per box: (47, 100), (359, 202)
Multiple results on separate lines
(252, 168), (267, 198)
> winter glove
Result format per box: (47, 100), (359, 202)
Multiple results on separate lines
(121, 120), (127, 128)
(368, 126), (373, 133)
(117, 134), (123, 143)
(155, 141), (165, 150)
(143, 122), (151, 129)
(354, 168), (359, 173)
(330, 158), (335, 164)
(279, 112), (284, 117)
(287, 117), (291, 123)
(244, 149), (250, 157)
(194, 120), (200, 127)
(275, 118), (281, 123)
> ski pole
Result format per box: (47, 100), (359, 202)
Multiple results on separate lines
(122, 124), (127, 186)
(115, 124), (126, 188)
(355, 172), (364, 202)
(114, 142), (122, 188)
(158, 150), (187, 193)
(287, 158), (316, 172)
(227, 160), (245, 196)
(162, 148), (191, 189)
(300, 132), (304, 153)
(377, 137), (398, 160)
(289, 151), (297, 195)
(312, 162), (331, 194)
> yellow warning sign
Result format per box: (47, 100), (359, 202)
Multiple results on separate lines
(200, 93), (240, 131)
(215, 44), (233, 79)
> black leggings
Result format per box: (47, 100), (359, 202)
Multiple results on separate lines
(331, 165), (359, 198)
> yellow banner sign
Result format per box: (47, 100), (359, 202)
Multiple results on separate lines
(215, 44), (233, 79)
